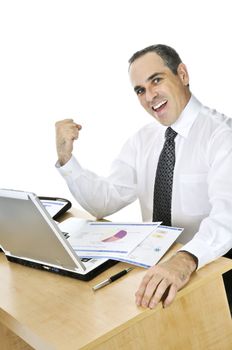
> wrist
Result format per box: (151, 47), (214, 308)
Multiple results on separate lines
(175, 251), (198, 272)
(58, 154), (72, 166)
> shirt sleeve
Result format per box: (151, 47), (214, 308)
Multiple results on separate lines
(56, 137), (138, 219)
(179, 126), (232, 268)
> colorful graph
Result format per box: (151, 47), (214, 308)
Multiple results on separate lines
(102, 230), (127, 242)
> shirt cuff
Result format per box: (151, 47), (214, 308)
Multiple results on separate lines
(55, 156), (83, 179)
(177, 237), (216, 269)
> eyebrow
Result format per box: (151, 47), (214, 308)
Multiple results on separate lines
(146, 72), (163, 82)
(134, 72), (164, 93)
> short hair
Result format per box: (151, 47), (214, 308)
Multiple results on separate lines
(128, 44), (182, 75)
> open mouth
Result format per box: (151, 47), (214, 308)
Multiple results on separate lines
(151, 100), (167, 113)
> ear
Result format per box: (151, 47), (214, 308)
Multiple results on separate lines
(177, 63), (189, 86)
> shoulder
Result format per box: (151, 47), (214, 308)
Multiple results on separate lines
(196, 105), (232, 155)
(191, 103), (232, 146)
(200, 105), (232, 131)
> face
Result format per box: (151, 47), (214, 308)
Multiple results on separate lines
(129, 52), (191, 126)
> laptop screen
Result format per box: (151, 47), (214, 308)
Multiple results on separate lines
(0, 189), (85, 272)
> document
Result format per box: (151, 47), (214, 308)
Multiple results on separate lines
(111, 226), (183, 268)
(75, 225), (183, 268)
(59, 218), (183, 268)
(59, 218), (160, 255)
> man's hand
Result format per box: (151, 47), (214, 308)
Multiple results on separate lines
(55, 119), (82, 166)
(135, 252), (197, 309)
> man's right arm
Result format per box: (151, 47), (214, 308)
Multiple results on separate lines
(55, 119), (138, 219)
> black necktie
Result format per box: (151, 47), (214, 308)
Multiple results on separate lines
(152, 127), (178, 226)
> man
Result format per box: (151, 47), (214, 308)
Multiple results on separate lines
(55, 44), (232, 309)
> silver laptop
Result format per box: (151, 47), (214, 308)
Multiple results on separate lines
(0, 189), (117, 281)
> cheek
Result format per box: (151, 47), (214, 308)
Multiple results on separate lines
(139, 97), (148, 109)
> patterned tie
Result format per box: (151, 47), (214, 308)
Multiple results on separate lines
(152, 127), (178, 226)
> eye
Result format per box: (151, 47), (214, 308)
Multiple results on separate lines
(135, 87), (145, 96)
(152, 77), (161, 85)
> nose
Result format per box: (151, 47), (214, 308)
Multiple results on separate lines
(145, 85), (158, 102)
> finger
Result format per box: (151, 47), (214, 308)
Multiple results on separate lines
(73, 134), (79, 140)
(135, 273), (153, 306)
(62, 118), (74, 123)
(55, 120), (81, 131)
(162, 284), (178, 308)
(148, 278), (170, 309)
(66, 123), (82, 135)
(76, 124), (82, 130)
(72, 127), (82, 140)
(137, 274), (164, 308)
(61, 124), (80, 141)
(55, 119), (73, 128)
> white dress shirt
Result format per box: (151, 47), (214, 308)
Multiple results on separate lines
(57, 95), (232, 268)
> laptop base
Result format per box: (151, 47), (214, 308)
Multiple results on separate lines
(6, 255), (118, 281)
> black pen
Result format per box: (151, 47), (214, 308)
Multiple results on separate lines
(92, 267), (133, 291)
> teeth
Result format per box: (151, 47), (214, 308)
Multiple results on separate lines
(152, 100), (167, 111)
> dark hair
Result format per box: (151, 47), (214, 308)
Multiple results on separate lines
(128, 44), (182, 75)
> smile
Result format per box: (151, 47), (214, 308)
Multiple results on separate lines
(151, 100), (167, 112)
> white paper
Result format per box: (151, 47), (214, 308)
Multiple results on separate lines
(59, 217), (90, 235)
(41, 199), (67, 218)
(59, 218), (160, 255)
(77, 226), (183, 268)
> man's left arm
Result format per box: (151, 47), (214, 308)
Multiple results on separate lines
(136, 126), (232, 309)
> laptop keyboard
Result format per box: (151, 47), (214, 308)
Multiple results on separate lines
(81, 257), (92, 262)
(62, 232), (70, 239)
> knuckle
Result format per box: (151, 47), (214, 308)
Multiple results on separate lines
(143, 274), (151, 283)
(135, 290), (142, 298)
(55, 121), (62, 129)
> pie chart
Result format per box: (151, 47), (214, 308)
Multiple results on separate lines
(102, 230), (127, 242)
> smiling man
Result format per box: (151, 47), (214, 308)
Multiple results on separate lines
(130, 48), (190, 126)
(55, 44), (232, 309)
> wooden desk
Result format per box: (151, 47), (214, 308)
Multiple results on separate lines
(0, 223), (232, 349)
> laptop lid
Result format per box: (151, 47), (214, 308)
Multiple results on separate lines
(0, 189), (117, 280)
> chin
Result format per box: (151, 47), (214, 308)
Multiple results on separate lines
(160, 122), (170, 127)
(156, 116), (170, 126)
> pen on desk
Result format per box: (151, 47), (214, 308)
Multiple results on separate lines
(92, 267), (133, 291)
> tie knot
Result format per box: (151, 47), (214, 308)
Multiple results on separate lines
(165, 127), (177, 140)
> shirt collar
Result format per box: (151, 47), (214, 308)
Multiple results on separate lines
(171, 95), (202, 138)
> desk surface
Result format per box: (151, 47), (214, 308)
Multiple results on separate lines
(0, 243), (232, 350)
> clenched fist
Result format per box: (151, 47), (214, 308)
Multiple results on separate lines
(55, 119), (82, 166)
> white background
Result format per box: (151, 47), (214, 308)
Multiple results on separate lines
(0, 0), (231, 221)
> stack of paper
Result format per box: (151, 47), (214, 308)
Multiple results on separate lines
(59, 218), (183, 268)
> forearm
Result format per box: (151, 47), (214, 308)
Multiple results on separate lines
(57, 156), (137, 218)
(180, 214), (232, 269)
